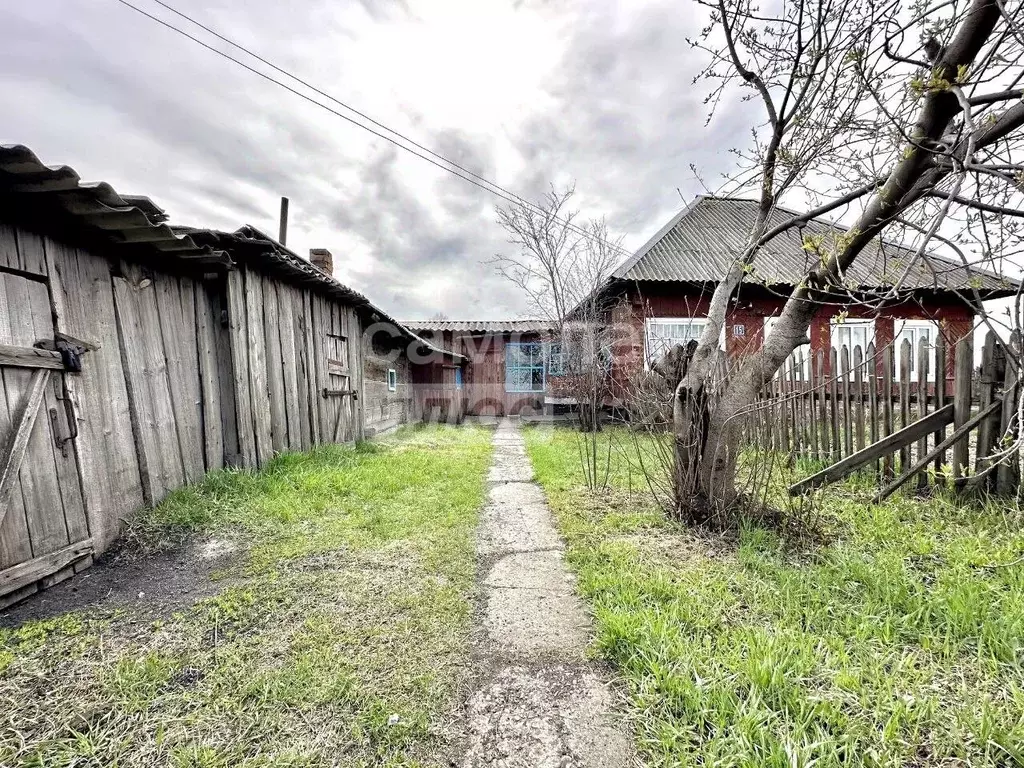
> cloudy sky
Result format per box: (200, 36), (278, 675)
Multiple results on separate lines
(2, 0), (755, 320)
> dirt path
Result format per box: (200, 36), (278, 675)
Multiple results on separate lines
(462, 419), (632, 767)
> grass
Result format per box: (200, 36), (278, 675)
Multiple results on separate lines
(524, 425), (1024, 767)
(0, 424), (492, 768)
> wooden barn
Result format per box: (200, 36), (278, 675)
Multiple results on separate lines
(0, 144), (457, 606)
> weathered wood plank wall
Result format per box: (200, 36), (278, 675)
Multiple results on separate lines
(0, 221), (417, 605)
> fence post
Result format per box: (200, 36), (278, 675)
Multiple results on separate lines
(830, 347), (840, 460)
(952, 332), (973, 488)
(997, 329), (1020, 496)
(817, 349), (830, 461)
(916, 335), (930, 491)
(841, 345), (853, 457)
(899, 339), (912, 473)
(933, 331), (947, 484)
(975, 331), (1000, 488)
(882, 340), (894, 481)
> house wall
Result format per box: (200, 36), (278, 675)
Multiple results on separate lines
(362, 326), (416, 436)
(0, 219), (412, 606)
(411, 360), (465, 423)
(616, 281), (976, 389)
(413, 331), (548, 416)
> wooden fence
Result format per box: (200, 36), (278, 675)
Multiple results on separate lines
(749, 330), (1021, 499)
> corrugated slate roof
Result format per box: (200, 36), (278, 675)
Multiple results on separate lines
(180, 226), (463, 362)
(0, 144), (460, 362)
(614, 196), (1016, 296)
(0, 144), (229, 267)
(402, 320), (553, 334)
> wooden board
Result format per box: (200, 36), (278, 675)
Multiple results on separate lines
(277, 286), (302, 452)
(244, 268), (273, 465)
(112, 273), (185, 503)
(262, 278), (287, 453)
(154, 274), (205, 485)
(45, 240), (144, 550)
(194, 281), (224, 472)
(226, 268), (256, 467)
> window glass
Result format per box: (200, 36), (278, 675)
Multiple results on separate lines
(548, 342), (566, 376)
(644, 318), (707, 366)
(505, 343), (546, 392)
(830, 319), (874, 355)
(455, 367), (463, 390)
(387, 368), (397, 392)
(894, 320), (938, 381)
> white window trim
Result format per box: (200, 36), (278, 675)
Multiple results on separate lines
(894, 319), (939, 382)
(387, 368), (397, 392)
(644, 317), (722, 368)
(829, 318), (875, 352)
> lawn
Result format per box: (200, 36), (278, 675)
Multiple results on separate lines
(524, 425), (1024, 767)
(0, 424), (492, 768)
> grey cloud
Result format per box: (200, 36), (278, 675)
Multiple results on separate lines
(1, 0), (753, 319)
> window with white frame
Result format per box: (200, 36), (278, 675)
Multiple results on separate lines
(644, 318), (708, 366)
(830, 318), (874, 357)
(763, 316), (811, 379)
(547, 342), (566, 376)
(894, 319), (939, 381)
(387, 368), (397, 392)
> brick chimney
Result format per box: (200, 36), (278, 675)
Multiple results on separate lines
(310, 248), (333, 276)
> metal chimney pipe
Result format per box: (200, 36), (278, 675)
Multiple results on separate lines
(278, 197), (289, 246)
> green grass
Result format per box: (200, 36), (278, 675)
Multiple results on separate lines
(524, 425), (1024, 767)
(0, 424), (492, 768)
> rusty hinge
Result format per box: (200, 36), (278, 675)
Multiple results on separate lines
(48, 376), (78, 458)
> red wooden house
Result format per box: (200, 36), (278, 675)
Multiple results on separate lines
(601, 196), (1018, 393)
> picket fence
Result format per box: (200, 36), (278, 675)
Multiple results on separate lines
(748, 330), (1021, 498)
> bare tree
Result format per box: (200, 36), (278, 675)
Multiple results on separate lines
(493, 187), (623, 488)
(672, 0), (1024, 523)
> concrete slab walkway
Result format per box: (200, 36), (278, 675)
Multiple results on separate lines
(462, 419), (632, 767)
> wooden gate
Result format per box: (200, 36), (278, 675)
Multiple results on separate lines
(0, 273), (90, 607)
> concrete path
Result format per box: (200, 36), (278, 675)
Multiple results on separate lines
(462, 419), (632, 767)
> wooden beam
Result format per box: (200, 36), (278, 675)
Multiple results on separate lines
(874, 400), (1001, 503)
(790, 403), (954, 495)
(0, 368), (51, 528)
(0, 538), (94, 597)
(0, 344), (64, 369)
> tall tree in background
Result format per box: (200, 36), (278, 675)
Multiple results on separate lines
(493, 186), (621, 487)
(676, 0), (1024, 522)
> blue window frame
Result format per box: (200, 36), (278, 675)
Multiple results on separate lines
(505, 342), (545, 392)
(455, 367), (463, 390)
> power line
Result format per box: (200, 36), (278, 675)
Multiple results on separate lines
(110, 0), (631, 256)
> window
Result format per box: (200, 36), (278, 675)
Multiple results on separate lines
(644, 318), (708, 366)
(547, 342), (566, 377)
(455, 367), (463, 390)
(763, 316), (811, 379)
(894, 320), (939, 381)
(505, 342), (545, 392)
(387, 368), (397, 392)
(830, 318), (874, 355)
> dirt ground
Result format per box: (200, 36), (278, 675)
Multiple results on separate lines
(0, 537), (239, 628)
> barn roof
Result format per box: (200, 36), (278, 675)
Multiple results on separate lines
(180, 226), (464, 362)
(0, 144), (460, 363)
(402, 320), (554, 334)
(0, 144), (229, 268)
(614, 196), (1017, 298)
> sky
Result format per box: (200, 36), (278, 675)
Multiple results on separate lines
(1, 0), (756, 321)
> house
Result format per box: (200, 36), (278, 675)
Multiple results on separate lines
(402, 320), (560, 417)
(600, 195), (1018, 390)
(0, 144), (456, 606)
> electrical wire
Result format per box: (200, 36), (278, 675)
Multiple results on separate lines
(111, 0), (631, 256)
